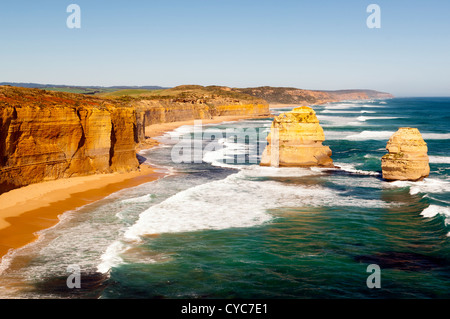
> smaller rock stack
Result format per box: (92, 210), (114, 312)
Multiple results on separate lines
(381, 127), (430, 181)
(260, 106), (333, 167)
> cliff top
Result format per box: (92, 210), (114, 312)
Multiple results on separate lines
(275, 106), (320, 124)
(0, 84), (393, 109)
(0, 85), (267, 109)
(101, 85), (392, 107)
(232, 86), (394, 104)
(0, 85), (117, 109)
(97, 85), (267, 105)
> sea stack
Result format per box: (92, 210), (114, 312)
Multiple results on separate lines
(260, 106), (333, 167)
(381, 127), (430, 181)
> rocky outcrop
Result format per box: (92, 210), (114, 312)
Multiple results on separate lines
(0, 86), (139, 194)
(260, 106), (333, 167)
(133, 89), (270, 143)
(0, 85), (270, 194)
(381, 128), (430, 181)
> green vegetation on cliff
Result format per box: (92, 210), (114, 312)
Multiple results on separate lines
(0, 85), (270, 193)
(98, 85), (265, 104)
(233, 86), (394, 105)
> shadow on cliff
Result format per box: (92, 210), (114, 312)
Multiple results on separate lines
(136, 153), (147, 165)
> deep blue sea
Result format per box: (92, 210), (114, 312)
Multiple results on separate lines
(0, 97), (449, 298)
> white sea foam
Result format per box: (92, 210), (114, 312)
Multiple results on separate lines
(97, 241), (126, 273)
(359, 104), (386, 108)
(323, 131), (355, 140)
(386, 178), (450, 195)
(239, 165), (325, 178)
(345, 131), (394, 141)
(202, 137), (265, 169)
(321, 110), (375, 114)
(324, 102), (386, 110)
(428, 156), (450, 164)
(163, 125), (196, 139)
(324, 103), (360, 110)
(124, 173), (272, 241)
(420, 205), (450, 228)
(356, 116), (399, 122)
(317, 115), (398, 128)
(334, 162), (381, 176)
(0, 249), (16, 277)
(317, 115), (364, 127)
(124, 167), (389, 241)
(364, 154), (380, 159)
(422, 133), (450, 140)
(343, 130), (450, 141)
(360, 110), (376, 114)
(120, 194), (153, 204)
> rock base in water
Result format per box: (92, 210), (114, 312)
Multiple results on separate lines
(381, 127), (430, 181)
(260, 106), (333, 167)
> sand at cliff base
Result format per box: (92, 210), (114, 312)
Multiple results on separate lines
(139, 114), (271, 149)
(0, 165), (164, 258)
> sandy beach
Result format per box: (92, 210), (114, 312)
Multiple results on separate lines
(0, 165), (167, 259)
(0, 113), (271, 261)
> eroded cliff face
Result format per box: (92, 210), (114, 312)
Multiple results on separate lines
(260, 106), (333, 167)
(133, 96), (269, 143)
(0, 86), (139, 194)
(381, 127), (430, 181)
(0, 86), (270, 194)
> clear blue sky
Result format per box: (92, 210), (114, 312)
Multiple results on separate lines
(1, 0), (449, 96)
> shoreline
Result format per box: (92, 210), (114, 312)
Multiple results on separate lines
(0, 113), (271, 262)
(269, 103), (306, 109)
(138, 114), (272, 150)
(0, 165), (166, 260)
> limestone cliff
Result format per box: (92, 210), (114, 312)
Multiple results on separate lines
(234, 87), (394, 105)
(129, 85), (270, 143)
(0, 85), (270, 194)
(260, 106), (333, 167)
(0, 86), (140, 194)
(381, 127), (430, 181)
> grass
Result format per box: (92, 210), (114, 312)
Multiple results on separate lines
(42, 87), (117, 95)
(95, 85), (264, 103)
(96, 89), (159, 98)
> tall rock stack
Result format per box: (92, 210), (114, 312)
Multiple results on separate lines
(381, 127), (430, 181)
(260, 106), (333, 167)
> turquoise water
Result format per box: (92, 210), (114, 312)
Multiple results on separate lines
(0, 97), (449, 298)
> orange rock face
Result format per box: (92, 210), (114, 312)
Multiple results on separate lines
(260, 106), (333, 167)
(0, 86), (139, 194)
(381, 127), (430, 181)
(134, 99), (270, 142)
(0, 86), (270, 194)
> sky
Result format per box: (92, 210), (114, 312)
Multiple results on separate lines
(0, 0), (449, 96)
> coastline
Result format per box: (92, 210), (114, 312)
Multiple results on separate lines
(0, 113), (271, 262)
(138, 114), (272, 150)
(269, 103), (305, 109)
(0, 165), (166, 259)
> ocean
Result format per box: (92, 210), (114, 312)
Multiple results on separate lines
(0, 97), (449, 299)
